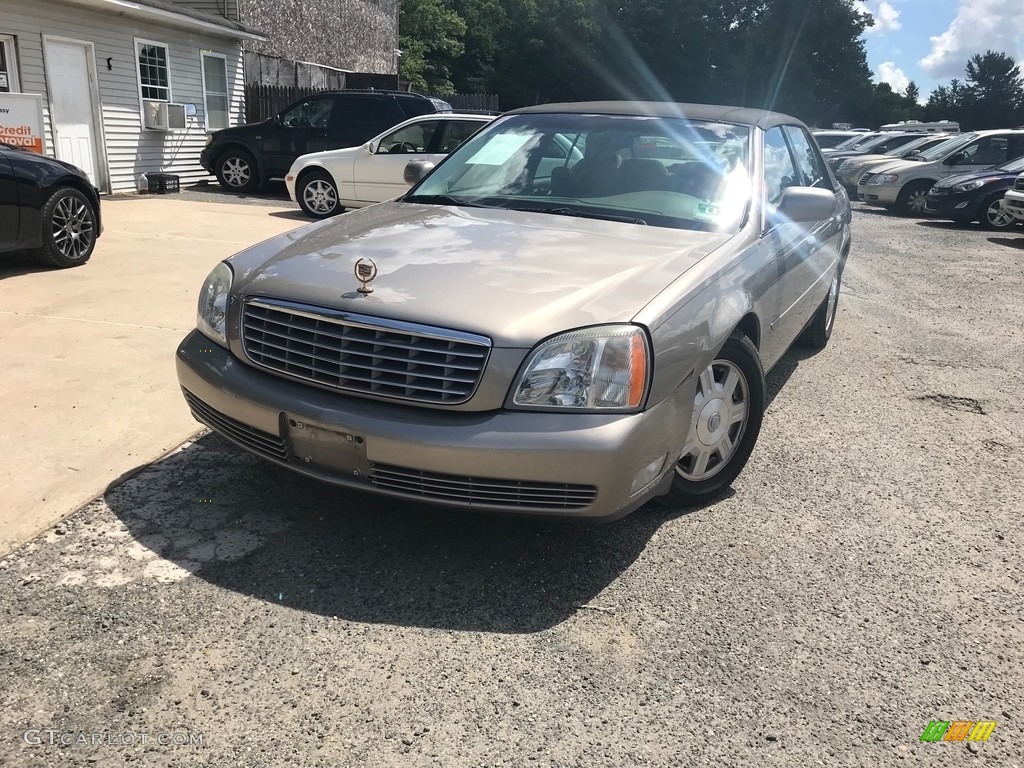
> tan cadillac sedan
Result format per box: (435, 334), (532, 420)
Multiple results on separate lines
(176, 102), (851, 520)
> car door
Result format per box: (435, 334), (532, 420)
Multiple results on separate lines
(941, 134), (1011, 177)
(0, 150), (19, 246)
(262, 95), (336, 176)
(351, 119), (442, 202)
(758, 126), (836, 364)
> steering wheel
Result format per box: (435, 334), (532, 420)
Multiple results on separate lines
(401, 142), (419, 153)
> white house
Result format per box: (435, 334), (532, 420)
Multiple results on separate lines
(0, 0), (262, 193)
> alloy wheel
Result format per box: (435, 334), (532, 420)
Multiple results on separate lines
(985, 197), (1013, 228)
(676, 359), (750, 482)
(51, 195), (94, 262)
(302, 180), (338, 215)
(907, 189), (928, 214)
(222, 157), (251, 187)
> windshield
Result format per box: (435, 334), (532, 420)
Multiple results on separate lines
(995, 155), (1024, 173)
(852, 133), (902, 152)
(892, 135), (943, 156)
(914, 133), (977, 161)
(834, 134), (871, 150)
(406, 113), (752, 232)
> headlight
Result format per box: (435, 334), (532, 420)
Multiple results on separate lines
(869, 173), (899, 185)
(205, 134), (214, 147)
(951, 179), (988, 192)
(837, 160), (853, 171)
(511, 325), (649, 411)
(197, 262), (233, 347)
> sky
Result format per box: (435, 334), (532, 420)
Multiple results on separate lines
(855, 0), (1024, 102)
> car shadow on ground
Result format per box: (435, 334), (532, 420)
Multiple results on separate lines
(267, 210), (310, 221)
(103, 344), (807, 633)
(0, 250), (56, 279)
(988, 235), (1024, 248)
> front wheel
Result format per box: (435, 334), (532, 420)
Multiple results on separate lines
(215, 149), (259, 192)
(980, 193), (1015, 230)
(31, 187), (98, 268)
(661, 333), (765, 506)
(895, 181), (932, 216)
(297, 170), (344, 218)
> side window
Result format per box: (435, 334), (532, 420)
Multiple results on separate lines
(763, 127), (799, 205)
(279, 97), (333, 129)
(438, 120), (482, 153)
(782, 126), (829, 189)
(377, 120), (440, 154)
(1009, 135), (1024, 162)
(967, 136), (1009, 166)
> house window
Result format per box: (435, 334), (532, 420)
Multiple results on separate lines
(0, 35), (20, 92)
(136, 40), (170, 101)
(201, 53), (229, 131)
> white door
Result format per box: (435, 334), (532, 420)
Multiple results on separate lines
(353, 119), (442, 202)
(44, 39), (100, 186)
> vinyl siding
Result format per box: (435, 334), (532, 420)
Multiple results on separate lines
(0, 0), (245, 192)
(170, 0), (239, 23)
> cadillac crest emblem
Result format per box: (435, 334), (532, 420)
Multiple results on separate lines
(354, 258), (378, 293)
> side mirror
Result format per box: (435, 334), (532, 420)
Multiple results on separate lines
(946, 151), (966, 166)
(770, 187), (836, 225)
(404, 160), (435, 186)
(365, 141), (376, 155)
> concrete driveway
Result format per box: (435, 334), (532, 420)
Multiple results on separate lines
(0, 195), (307, 555)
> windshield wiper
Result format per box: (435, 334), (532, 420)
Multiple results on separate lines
(403, 193), (500, 208)
(508, 204), (647, 225)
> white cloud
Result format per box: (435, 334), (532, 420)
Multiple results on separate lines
(876, 61), (911, 93)
(920, 0), (1024, 78)
(857, 0), (902, 35)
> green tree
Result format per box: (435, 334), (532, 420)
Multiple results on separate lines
(399, 0), (467, 94)
(905, 81), (920, 104)
(964, 50), (1024, 128)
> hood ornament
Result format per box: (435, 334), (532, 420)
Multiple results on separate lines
(354, 258), (378, 294)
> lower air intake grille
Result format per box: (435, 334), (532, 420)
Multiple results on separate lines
(369, 465), (598, 510)
(183, 390), (288, 461)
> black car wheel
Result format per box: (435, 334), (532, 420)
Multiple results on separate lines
(215, 149), (259, 192)
(32, 187), (97, 268)
(980, 192), (1015, 230)
(896, 181), (932, 216)
(297, 170), (344, 218)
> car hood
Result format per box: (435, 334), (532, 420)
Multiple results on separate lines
(229, 202), (731, 347)
(295, 146), (361, 166)
(861, 158), (915, 177)
(933, 168), (1016, 188)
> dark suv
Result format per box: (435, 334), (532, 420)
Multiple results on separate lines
(201, 90), (453, 192)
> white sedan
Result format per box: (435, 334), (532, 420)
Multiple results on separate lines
(285, 113), (494, 218)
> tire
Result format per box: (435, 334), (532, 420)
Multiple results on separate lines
(296, 169), (344, 218)
(798, 266), (841, 350)
(895, 181), (932, 216)
(31, 187), (98, 268)
(660, 333), (765, 506)
(214, 148), (259, 192)
(980, 192), (1015, 230)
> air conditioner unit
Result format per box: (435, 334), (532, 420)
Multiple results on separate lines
(142, 100), (187, 131)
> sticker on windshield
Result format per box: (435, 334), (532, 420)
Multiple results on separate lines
(693, 201), (721, 222)
(466, 134), (533, 165)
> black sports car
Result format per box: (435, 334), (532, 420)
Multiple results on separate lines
(924, 154), (1024, 230)
(0, 142), (101, 268)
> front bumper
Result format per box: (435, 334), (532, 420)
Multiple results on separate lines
(175, 330), (688, 519)
(923, 190), (982, 220)
(1004, 189), (1024, 222)
(199, 146), (216, 174)
(857, 183), (900, 206)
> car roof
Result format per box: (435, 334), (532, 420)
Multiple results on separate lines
(507, 101), (807, 130)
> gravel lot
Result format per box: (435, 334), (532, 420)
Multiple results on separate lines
(1, 209), (1022, 767)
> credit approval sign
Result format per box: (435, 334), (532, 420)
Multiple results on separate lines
(0, 92), (45, 153)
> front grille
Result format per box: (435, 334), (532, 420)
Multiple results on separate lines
(1015, 176), (1024, 191)
(859, 171), (875, 186)
(370, 464), (598, 510)
(183, 389), (288, 460)
(241, 299), (490, 405)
